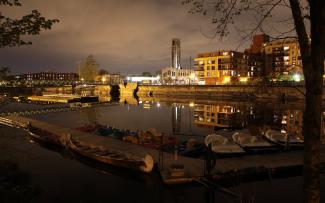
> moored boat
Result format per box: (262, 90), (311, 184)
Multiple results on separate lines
(27, 124), (63, 146)
(264, 129), (304, 148)
(75, 125), (96, 133)
(68, 138), (154, 173)
(205, 134), (245, 155)
(232, 131), (277, 152)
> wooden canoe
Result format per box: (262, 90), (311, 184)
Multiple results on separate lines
(68, 138), (154, 173)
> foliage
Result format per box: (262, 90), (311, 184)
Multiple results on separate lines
(182, 0), (309, 41)
(0, 0), (59, 47)
(98, 69), (109, 76)
(0, 67), (10, 80)
(142, 72), (153, 77)
(77, 55), (99, 81)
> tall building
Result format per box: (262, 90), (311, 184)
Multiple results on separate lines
(262, 38), (303, 80)
(246, 34), (270, 54)
(245, 34), (270, 77)
(171, 38), (181, 69)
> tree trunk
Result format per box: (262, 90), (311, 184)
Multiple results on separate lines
(289, 0), (325, 202)
(303, 2), (325, 202)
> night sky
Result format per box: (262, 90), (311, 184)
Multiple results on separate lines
(0, 0), (296, 75)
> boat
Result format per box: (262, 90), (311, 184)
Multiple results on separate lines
(27, 124), (63, 146)
(205, 134), (245, 155)
(232, 131), (277, 152)
(75, 124), (96, 133)
(96, 126), (114, 136)
(264, 129), (304, 148)
(68, 138), (154, 173)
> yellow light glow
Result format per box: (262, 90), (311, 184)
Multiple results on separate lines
(223, 77), (230, 83)
(189, 102), (195, 107)
(101, 77), (106, 82)
(239, 77), (248, 82)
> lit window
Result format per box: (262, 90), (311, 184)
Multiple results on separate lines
(284, 56), (290, 61)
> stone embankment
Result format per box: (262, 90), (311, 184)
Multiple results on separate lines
(134, 84), (310, 101)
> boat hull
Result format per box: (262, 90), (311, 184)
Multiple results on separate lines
(69, 139), (154, 173)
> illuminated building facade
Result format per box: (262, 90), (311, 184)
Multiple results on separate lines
(194, 51), (248, 85)
(171, 38), (181, 69)
(160, 67), (195, 85)
(96, 73), (121, 85)
(262, 38), (303, 81)
(8, 72), (78, 81)
(7, 72), (79, 86)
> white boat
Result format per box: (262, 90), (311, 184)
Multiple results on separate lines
(264, 130), (304, 148)
(232, 131), (276, 152)
(205, 134), (245, 155)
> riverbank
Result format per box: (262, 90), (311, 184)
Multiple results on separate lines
(136, 85), (309, 101)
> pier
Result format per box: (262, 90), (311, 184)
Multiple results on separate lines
(1, 115), (325, 185)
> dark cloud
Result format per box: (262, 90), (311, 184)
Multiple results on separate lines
(0, 0), (294, 75)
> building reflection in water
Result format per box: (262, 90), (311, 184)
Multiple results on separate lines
(172, 105), (182, 133)
(194, 104), (248, 130)
(131, 97), (325, 143)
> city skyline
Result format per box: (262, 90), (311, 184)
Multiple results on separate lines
(0, 0), (294, 75)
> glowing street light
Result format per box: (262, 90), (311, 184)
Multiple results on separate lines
(293, 73), (301, 82)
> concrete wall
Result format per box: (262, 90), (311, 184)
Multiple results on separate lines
(119, 83), (137, 98)
(137, 85), (310, 101)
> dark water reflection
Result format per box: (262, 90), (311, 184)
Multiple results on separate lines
(1, 98), (325, 202)
(26, 97), (325, 143)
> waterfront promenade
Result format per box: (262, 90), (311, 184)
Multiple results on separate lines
(2, 115), (325, 185)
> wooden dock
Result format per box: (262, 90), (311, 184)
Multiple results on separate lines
(2, 115), (325, 185)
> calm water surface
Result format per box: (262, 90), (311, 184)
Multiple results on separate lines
(1, 98), (325, 202)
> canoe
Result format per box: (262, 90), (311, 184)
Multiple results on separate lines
(205, 134), (245, 155)
(232, 131), (276, 152)
(264, 130), (304, 148)
(68, 138), (154, 173)
(27, 124), (63, 146)
(75, 125), (96, 133)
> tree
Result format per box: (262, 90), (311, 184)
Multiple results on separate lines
(142, 72), (153, 77)
(77, 55), (99, 81)
(182, 0), (325, 202)
(0, 0), (59, 47)
(0, 67), (10, 80)
(98, 69), (109, 76)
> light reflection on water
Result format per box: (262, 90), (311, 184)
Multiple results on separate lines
(25, 97), (325, 143)
(1, 98), (325, 202)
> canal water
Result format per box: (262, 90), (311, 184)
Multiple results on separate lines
(1, 98), (325, 202)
